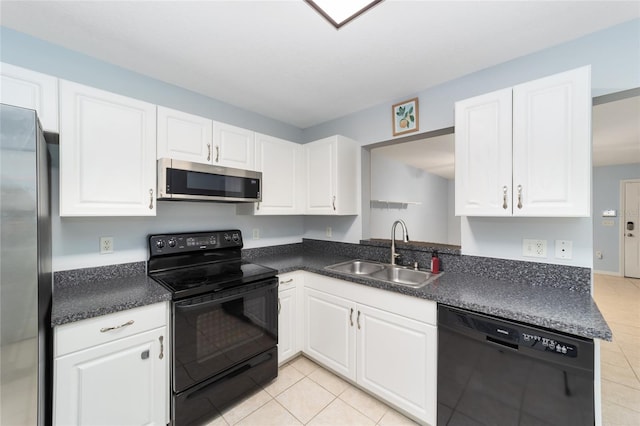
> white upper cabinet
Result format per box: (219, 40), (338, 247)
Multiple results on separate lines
(59, 80), (157, 216)
(213, 121), (255, 170)
(157, 106), (213, 163)
(455, 88), (513, 216)
(237, 133), (304, 215)
(305, 135), (360, 215)
(0, 62), (59, 132)
(512, 67), (591, 216)
(455, 66), (591, 217)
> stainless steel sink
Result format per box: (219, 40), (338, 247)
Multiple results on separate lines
(369, 266), (434, 287)
(326, 260), (386, 275)
(325, 260), (440, 288)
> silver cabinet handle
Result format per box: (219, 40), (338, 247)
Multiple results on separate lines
(332, 196), (336, 211)
(207, 143), (211, 161)
(517, 185), (523, 209)
(279, 278), (293, 285)
(257, 202), (260, 211)
(502, 186), (508, 210)
(278, 298), (281, 315)
(215, 146), (220, 162)
(100, 320), (134, 333)
(350, 308), (354, 327)
(159, 335), (164, 359)
(149, 189), (154, 210)
(357, 310), (361, 330)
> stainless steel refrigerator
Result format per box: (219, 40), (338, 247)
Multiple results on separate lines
(0, 103), (52, 426)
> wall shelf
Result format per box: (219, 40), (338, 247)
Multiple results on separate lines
(370, 200), (422, 209)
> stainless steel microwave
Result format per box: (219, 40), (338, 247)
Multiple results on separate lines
(157, 158), (261, 202)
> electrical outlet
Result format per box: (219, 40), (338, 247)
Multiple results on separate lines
(596, 251), (603, 259)
(100, 237), (114, 254)
(326, 227), (332, 237)
(252, 228), (260, 240)
(555, 240), (573, 259)
(522, 239), (547, 258)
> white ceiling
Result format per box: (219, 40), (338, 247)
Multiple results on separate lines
(1, 0), (639, 129)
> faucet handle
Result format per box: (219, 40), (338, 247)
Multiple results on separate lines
(413, 261), (419, 270)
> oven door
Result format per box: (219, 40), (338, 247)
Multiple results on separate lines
(172, 278), (278, 392)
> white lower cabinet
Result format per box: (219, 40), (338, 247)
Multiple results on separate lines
(357, 304), (437, 425)
(301, 272), (437, 425)
(303, 287), (357, 380)
(277, 272), (303, 364)
(53, 303), (169, 426)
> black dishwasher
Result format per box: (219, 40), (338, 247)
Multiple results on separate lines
(438, 306), (594, 426)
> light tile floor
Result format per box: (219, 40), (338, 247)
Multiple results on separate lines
(206, 356), (418, 426)
(593, 274), (640, 425)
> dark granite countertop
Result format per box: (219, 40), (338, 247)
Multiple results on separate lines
(51, 246), (611, 341)
(52, 272), (171, 326)
(249, 252), (612, 341)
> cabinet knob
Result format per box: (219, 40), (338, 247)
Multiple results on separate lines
(141, 350), (149, 360)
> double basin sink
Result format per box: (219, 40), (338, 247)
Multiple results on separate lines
(325, 259), (440, 288)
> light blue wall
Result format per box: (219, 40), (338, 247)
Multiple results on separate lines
(593, 164), (640, 274)
(1, 26), (306, 271)
(302, 18), (640, 267)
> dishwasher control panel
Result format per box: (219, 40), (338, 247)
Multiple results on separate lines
(522, 333), (577, 357)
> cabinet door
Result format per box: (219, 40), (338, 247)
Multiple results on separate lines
(59, 80), (157, 216)
(157, 106), (212, 163)
(303, 287), (356, 380)
(455, 88), (513, 216)
(356, 304), (437, 426)
(212, 121), (255, 170)
(0, 62), (59, 132)
(512, 66), (591, 217)
(54, 327), (167, 426)
(278, 285), (297, 364)
(253, 134), (304, 214)
(306, 137), (336, 214)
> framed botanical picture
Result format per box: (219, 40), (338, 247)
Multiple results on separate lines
(392, 97), (419, 136)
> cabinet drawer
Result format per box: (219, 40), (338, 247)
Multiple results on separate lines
(55, 302), (168, 357)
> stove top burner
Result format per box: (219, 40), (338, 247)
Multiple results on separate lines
(147, 230), (277, 299)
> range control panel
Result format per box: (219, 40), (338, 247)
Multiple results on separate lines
(149, 230), (243, 256)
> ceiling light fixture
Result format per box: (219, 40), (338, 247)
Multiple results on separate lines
(305, 0), (384, 29)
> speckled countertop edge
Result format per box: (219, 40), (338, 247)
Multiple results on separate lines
(248, 251), (612, 341)
(52, 262), (171, 326)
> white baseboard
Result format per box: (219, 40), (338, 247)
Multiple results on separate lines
(592, 269), (622, 277)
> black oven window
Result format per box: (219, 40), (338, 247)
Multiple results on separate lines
(196, 298), (267, 362)
(187, 171), (243, 193)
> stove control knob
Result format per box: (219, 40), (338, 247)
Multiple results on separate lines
(155, 240), (165, 249)
(232, 233), (240, 243)
(224, 234), (231, 242)
(168, 238), (176, 248)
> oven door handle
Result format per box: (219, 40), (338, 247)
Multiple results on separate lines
(175, 280), (278, 310)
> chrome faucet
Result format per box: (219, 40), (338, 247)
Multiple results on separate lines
(390, 220), (409, 265)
